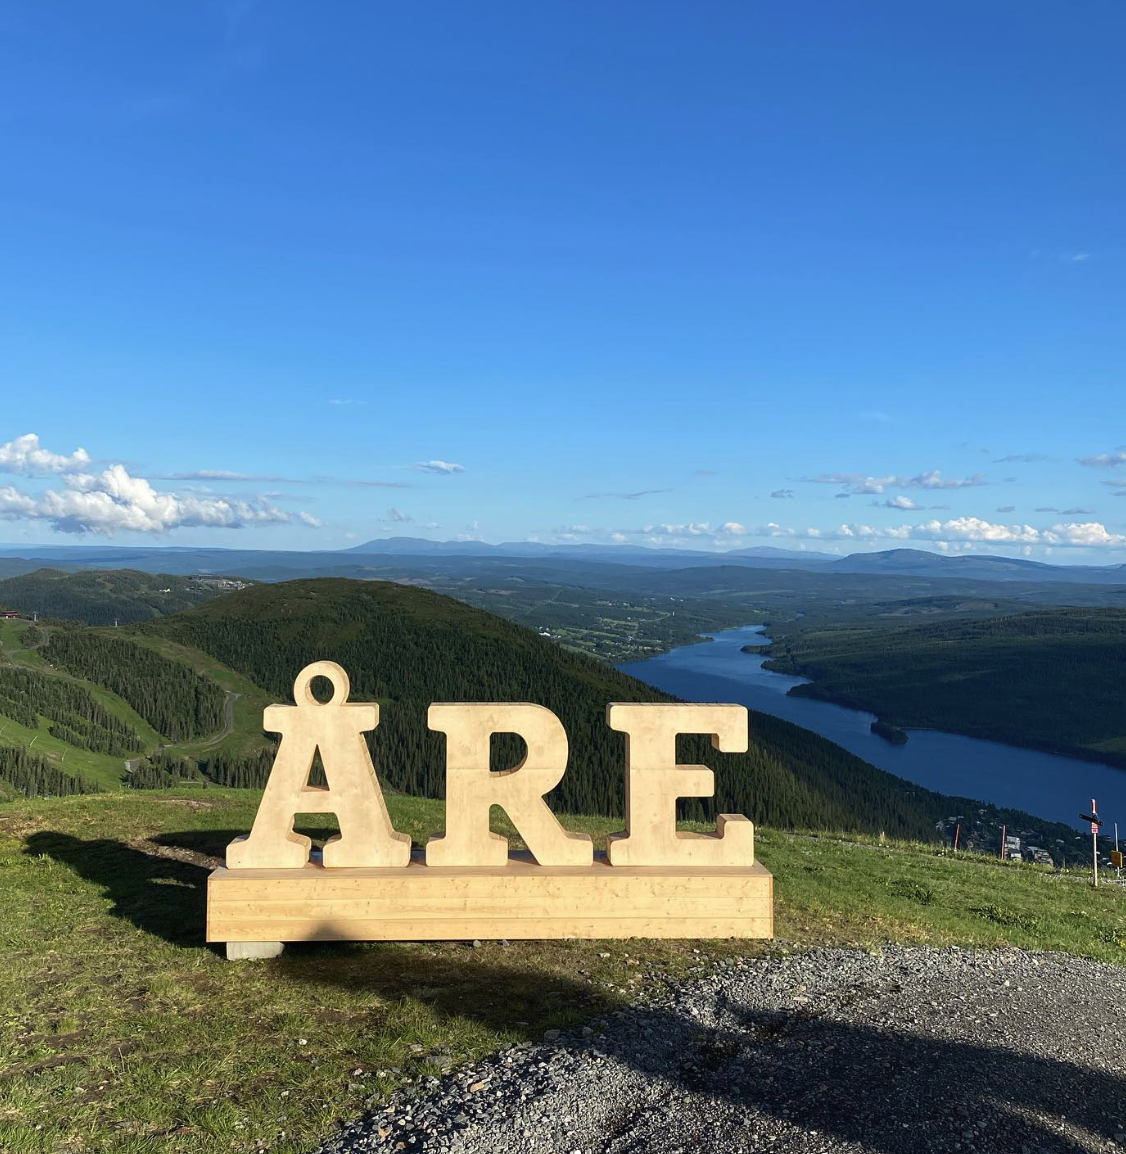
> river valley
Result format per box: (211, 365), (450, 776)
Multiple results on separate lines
(620, 625), (1126, 833)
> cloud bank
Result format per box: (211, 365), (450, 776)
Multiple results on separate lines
(594, 514), (1126, 552)
(0, 434), (318, 536)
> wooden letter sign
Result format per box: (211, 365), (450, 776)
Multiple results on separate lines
(206, 662), (773, 957)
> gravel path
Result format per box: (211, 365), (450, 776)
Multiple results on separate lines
(318, 946), (1126, 1154)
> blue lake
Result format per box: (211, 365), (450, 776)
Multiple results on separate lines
(619, 625), (1125, 832)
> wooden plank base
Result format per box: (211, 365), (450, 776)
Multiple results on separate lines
(207, 851), (773, 943)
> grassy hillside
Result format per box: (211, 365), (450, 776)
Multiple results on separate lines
(0, 568), (238, 625)
(0, 615), (267, 791)
(141, 578), (1002, 842)
(0, 789), (1122, 1154)
(764, 607), (1126, 765)
(0, 619), (167, 789)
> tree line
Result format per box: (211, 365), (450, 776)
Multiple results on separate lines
(40, 630), (226, 741)
(0, 668), (143, 756)
(0, 567), (222, 625)
(127, 750), (208, 789)
(0, 745), (100, 799)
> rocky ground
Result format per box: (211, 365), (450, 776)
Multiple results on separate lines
(316, 946), (1126, 1154)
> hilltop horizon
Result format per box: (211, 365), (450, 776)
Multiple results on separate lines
(2, 534), (1126, 577)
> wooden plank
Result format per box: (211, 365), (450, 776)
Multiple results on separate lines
(207, 856), (773, 943)
(211, 917), (774, 941)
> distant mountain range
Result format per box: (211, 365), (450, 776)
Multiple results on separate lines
(1, 537), (1124, 584)
(343, 536), (837, 565)
(827, 547), (1126, 582)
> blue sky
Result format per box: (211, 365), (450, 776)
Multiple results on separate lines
(1, 1), (1124, 560)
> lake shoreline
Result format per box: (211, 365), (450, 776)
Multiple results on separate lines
(669, 626), (1126, 776)
(620, 623), (1126, 831)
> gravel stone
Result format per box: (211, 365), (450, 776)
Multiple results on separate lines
(316, 946), (1126, 1153)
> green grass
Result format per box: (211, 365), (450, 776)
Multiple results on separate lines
(0, 789), (1122, 1153)
(0, 620), (48, 667)
(0, 709), (130, 789)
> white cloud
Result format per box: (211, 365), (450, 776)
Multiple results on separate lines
(833, 516), (1126, 549)
(388, 507), (412, 523)
(914, 517), (1040, 543)
(1079, 448), (1126, 468)
(639, 522), (715, 538)
(801, 470), (986, 494)
(548, 510), (1126, 554)
(770, 489), (795, 499)
(881, 495), (920, 510)
(159, 469), (293, 482)
(1041, 522), (1126, 547)
(414, 460), (465, 475)
(0, 433), (90, 476)
(0, 437), (315, 536)
(836, 522), (913, 540)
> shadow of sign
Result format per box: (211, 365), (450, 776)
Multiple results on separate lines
(585, 1002), (1125, 1154)
(359, 988), (1126, 1154)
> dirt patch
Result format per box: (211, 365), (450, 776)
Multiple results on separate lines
(128, 837), (221, 871)
(0, 815), (49, 840)
(1, 1053), (88, 1079)
(23, 1031), (86, 1049)
(315, 1008), (362, 1025)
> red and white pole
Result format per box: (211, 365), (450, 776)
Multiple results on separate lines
(1092, 799), (1099, 889)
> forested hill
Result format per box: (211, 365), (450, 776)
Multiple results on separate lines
(765, 607), (1126, 765)
(143, 578), (986, 839)
(0, 568), (237, 625)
